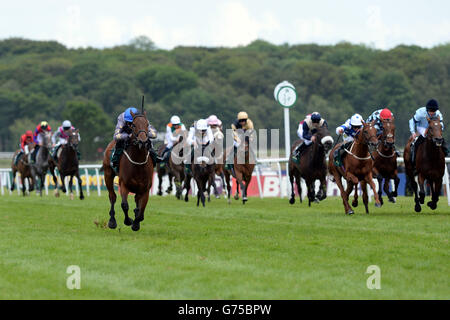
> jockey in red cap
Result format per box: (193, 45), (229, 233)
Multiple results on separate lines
(367, 108), (393, 136)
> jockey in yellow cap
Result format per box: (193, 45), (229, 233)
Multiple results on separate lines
(225, 111), (255, 171)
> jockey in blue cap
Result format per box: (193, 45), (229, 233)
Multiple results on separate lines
(111, 107), (160, 171)
(292, 112), (328, 162)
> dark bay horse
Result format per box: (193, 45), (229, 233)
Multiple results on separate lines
(156, 143), (174, 196)
(223, 131), (256, 204)
(11, 143), (35, 196)
(30, 131), (52, 196)
(103, 110), (154, 231)
(328, 121), (382, 214)
(49, 129), (84, 200)
(404, 117), (445, 212)
(168, 131), (188, 200)
(371, 118), (400, 205)
(289, 126), (334, 206)
(191, 145), (216, 207)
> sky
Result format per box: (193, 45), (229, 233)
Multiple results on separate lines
(1, 0), (450, 50)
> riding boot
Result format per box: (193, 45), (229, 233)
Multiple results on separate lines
(411, 135), (424, 167)
(149, 148), (160, 167)
(293, 142), (308, 162)
(111, 141), (124, 172)
(184, 163), (192, 174)
(14, 151), (23, 166)
(31, 145), (39, 164)
(52, 145), (60, 161)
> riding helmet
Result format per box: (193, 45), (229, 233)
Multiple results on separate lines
(379, 108), (393, 120)
(311, 112), (322, 123)
(170, 115), (181, 125)
(124, 107), (138, 122)
(62, 120), (72, 130)
(237, 111), (248, 121)
(426, 99), (439, 111)
(350, 114), (364, 127)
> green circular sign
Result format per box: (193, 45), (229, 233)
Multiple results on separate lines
(276, 85), (297, 108)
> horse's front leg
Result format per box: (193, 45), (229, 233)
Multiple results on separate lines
(76, 172), (84, 200)
(289, 170), (296, 205)
(105, 167), (117, 229)
(384, 177), (395, 203)
(365, 173), (381, 208)
(120, 184), (133, 228)
(10, 168), (16, 191)
(133, 191), (148, 231)
(427, 179), (441, 210)
(157, 169), (163, 196)
(418, 174), (426, 205)
(69, 176), (74, 200)
(376, 176), (384, 206)
(317, 176), (327, 201)
(21, 175), (26, 196)
(392, 172), (400, 198)
(166, 172), (173, 194)
(360, 180), (369, 214)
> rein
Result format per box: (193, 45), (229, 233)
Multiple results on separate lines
(344, 142), (372, 160)
(123, 150), (150, 165)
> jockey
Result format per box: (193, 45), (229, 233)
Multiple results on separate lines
(366, 108), (393, 136)
(31, 121), (52, 163)
(333, 114), (364, 167)
(161, 115), (187, 164)
(185, 119), (215, 173)
(14, 130), (34, 165)
(111, 107), (159, 171)
(51, 120), (81, 161)
(225, 111), (254, 171)
(207, 115), (224, 140)
(293, 112), (328, 160)
(409, 99), (447, 163)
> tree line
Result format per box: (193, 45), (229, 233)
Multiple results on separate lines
(0, 36), (449, 160)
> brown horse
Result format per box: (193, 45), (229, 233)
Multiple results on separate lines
(289, 126), (334, 206)
(156, 143), (174, 196)
(168, 131), (188, 200)
(191, 144), (216, 207)
(371, 118), (400, 205)
(103, 110), (154, 231)
(404, 117), (445, 212)
(328, 121), (381, 214)
(49, 129), (84, 200)
(10, 143), (35, 196)
(223, 132), (256, 204)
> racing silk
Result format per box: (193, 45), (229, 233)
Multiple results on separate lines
(114, 112), (157, 141)
(187, 126), (214, 146)
(165, 122), (187, 148)
(211, 127), (224, 140)
(297, 115), (327, 142)
(33, 124), (52, 143)
(231, 118), (254, 145)
(409, 107), (444, 135)
(20, 134), (33, 150)
(367, 109), (390, 133)
(52, 126), (80, 145)
(337, 118), (360, 140)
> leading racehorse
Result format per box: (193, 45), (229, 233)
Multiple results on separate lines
(328, 121), (382, 214)
(49, 129), (84, 200)
(103, 109), (154, 231)
(289, 125), (334, 206)
(404, 117), (445, 212)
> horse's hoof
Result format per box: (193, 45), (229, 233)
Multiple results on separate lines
(215, 195), (220, 199)
(347, 210), (354, 215)
(388, 197), (395, 203)
(427, 201), (437, 210)
(131, 222), (140, 232)
(124, 217), (133, 226)
(108, 219), (117, 229)
(352, 201), (358, 208)
(80, 194), (85, 200)
(70, 193), (74, 200)
(234, 195), (239, 200)
(419, 194), (425, 204)
(54, 191), (60, 198)
(415, 204), (422, 213)
(314, 198), (320, 203)
(375, 202), (382, 208)
(392, 191), (398, 197)
(157, 191), (163, 196)
(289, 198), (295, 205)
(227, 199), (231, 204)
(185, 197), (189, 202)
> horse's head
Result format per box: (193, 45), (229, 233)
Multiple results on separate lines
(129, 110), (150, 150)
(68, 129), (80, 149)
(362, 121), (379, 150)
(40, 131), (52, 149)
(314, 126), (334, 153)
(381, 117), (395, 148)
(426, 116), (443, 147)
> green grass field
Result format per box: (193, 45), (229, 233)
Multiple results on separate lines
(0, 192), (449, 300)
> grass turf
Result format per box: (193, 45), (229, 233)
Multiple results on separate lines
(0, 192), (448, 299)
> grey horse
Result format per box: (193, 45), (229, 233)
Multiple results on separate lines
(31, 131), (53, 196)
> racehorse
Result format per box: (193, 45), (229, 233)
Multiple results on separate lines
(191, 144), (216, 207)
(168, 131), (188, 200)
(223, 131), (256, 204)
(30, 131), (52, 196)
(370, 118), (400, 205)
(10, 143), (35, 196)
(289, 126), (334, 206)
(328, 121), (382, 214)
(49, 129), (84, 200)
(103, 109), (154, 231)
(156, 144), (174, 196)
(403, 117), (445, 212)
